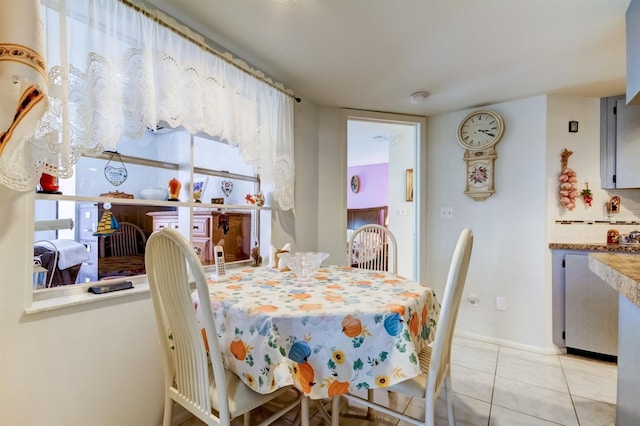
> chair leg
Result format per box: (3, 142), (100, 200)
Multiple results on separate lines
(244, 410), (251, 426)
(331, 397), (341, 426)
(444, 375), (455, 426)
(301, 396), (310, 426)
(162, 396), (173, 426)
(366, 388), (375, 420)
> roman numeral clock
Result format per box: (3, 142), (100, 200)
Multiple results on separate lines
(457, 110), (505, 201)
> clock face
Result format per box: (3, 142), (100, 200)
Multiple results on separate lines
(457, 110), (504, 151)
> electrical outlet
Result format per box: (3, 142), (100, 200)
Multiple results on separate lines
(496, 296), (507, 311)
(440, 207), (453, 220)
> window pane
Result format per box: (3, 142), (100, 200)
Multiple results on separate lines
(34, 129), (262, 291)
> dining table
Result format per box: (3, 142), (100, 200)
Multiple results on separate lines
(192, 265), (440, 424)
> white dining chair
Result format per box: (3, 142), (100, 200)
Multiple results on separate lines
(146, 228), (302, 426)
(347, 224), (398, 273)
(341, 228), (473, 426)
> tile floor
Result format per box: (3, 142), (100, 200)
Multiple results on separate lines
(179, 336), (618, 426)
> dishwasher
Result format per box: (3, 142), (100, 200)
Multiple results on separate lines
(564, 253), (618, 358)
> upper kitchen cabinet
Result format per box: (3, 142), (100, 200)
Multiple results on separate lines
(600, 95), (640, 188)
(627, 0), (640, 105)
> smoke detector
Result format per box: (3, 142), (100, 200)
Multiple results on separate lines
(409, 91), (430, 104)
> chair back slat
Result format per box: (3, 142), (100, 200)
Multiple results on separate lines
(110, 222), (146, 257)
(428, 228), (473, 395)
(347, 224), (398, 273)
(146, 228), (230, 421)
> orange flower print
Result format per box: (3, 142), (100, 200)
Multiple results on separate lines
(327, 380), (350, 397)
(324, 294), (344, 302)
(291, 293), (312, 300)
(299, 303), (323, 311)
(201, 328), (210, 352)
(385, 304), (406, 316)
(230, 338), (247, 360)
(409, 312), (419, 336)
(422, 305), (428, 323)
(341, 315), (362, 338)
(293, 361), (315, 394)
(399, 291), (421, 298)
(253, 304), (279, 313)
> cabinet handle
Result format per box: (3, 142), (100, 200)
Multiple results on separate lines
(193, 246), (201, 255)
(158, 225), (165, 229)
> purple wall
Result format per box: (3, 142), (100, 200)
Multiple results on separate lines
(347, 163), (388, 208)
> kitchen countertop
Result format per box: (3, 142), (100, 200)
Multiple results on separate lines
(549, 243), (640, 253)
(588, 253), (640, 308)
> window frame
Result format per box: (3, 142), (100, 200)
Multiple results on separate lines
(30, 130), (267, 308)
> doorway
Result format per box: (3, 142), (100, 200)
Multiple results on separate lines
(344, 110), (425, 281)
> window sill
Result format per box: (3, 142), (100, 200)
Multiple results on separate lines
(26, 276), (150, 315)
(24, 263), (251, 315)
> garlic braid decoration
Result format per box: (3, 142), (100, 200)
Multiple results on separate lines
(558, 149), (579, 211)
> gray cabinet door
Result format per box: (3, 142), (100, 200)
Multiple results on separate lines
(565, 254), (618, 356)
(615, 99), (640, 188)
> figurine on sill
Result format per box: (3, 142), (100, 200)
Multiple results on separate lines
(251, 241), (262, 267)
(37, 172), (61, 194)
(168, 178), (181, 201)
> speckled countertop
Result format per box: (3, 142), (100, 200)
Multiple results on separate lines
(549, 243), (640, 253)
(589, 253), (640, 309)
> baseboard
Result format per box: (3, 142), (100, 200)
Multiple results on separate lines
(454, 331), (566, 356)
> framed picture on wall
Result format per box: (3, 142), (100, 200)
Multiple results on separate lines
(406, 169), (414, 202)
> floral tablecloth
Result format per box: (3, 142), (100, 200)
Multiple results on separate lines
(192, 265), (440, 400)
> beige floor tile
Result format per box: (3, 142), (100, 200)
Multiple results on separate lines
(452, 342), (499, 375)
(398, 392), (490, 426)
(559, 353), (617, 379)
(451, 364), (495, 403)
(572, 395), (616, 426)
(495, 352), (568, 393)
(564, 368), (617, 405)
(489, 405), (563, 425)
(492, 376), (578, 426)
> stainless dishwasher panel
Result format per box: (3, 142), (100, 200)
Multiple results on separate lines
(565, 253), (618, 357)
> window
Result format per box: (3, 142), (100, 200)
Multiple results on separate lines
(28, 0), (292, 303)
(33, 129), (269, 292)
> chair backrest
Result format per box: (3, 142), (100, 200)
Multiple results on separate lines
(102, 222), (147, 257)
(145, 228), (231, 421)
(347, 224), (398, 273)
(426, 228), (473, 396)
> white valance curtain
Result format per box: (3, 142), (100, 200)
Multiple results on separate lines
(0, 0), (295, 211)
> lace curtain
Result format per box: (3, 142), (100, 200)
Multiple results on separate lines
(0, 0), (295, 211)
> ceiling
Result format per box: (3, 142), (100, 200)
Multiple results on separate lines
(144, 0), (631, 117)
(143, 0), (631, 167)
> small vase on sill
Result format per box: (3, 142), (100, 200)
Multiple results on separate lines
(168, 178), (181, 201)
(37, 172), (61, 194)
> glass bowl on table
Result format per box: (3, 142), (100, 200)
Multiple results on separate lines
(278, 252), (329, 283)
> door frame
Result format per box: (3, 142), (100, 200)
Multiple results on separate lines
(342, 109), (426, 282)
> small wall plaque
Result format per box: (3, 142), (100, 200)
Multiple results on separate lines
(568, 121), (578, 133)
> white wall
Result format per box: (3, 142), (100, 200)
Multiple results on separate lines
(0, 99), (321, 425)
(425, 96), (551, 351)
(387, 123), (417, 278)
